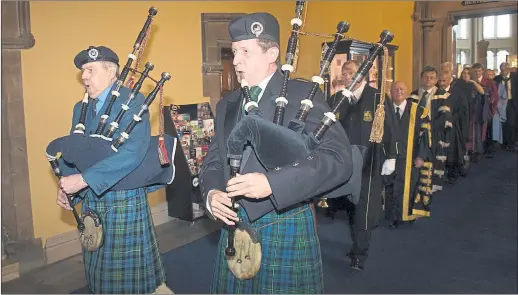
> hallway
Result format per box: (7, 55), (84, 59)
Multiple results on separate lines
(2, 151), (517, 294)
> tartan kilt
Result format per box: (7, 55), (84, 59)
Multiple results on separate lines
(210, 203), (323, 294)
(81, 188), (166, 294)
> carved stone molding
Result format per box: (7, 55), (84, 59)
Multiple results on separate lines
(1, 1), (35, 50)
(419, 18), (437, 30)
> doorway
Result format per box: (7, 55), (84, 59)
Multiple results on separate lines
(220, 47), (239, 98)
(453, 12), (517, 76)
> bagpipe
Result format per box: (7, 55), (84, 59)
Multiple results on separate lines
(46, 7), (176, 252)
(223, 0), (394, 280)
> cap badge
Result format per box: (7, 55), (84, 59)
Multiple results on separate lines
(250, 22), (264, 38)
(88, 48), (99, 60)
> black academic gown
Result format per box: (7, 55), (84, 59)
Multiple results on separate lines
(389, 101), (433, 222)
(326, 85), (396, 230)
(409, 87), (452, 190)
(445, 80), (470, 173)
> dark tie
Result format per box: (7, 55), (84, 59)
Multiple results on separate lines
(504, 78), (510, 96)
(396, 106), (402, 121)
(419, 91), (428, 108)
(90, 98), (98, 118)
(243, 86), (262, 114)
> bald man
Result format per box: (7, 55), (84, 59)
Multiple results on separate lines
(385, 81), (433, 226)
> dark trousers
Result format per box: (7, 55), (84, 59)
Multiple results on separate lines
(484, 120), (497, 155)
(383, 184), (400, 223)
(326, 196), (372, 262)
(345, 196), (372, 262)
(503, 104), (517, 147)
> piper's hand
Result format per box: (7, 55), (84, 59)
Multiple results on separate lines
(208, 190), (239, 226)
(59, 174), (88, 195)
(56, 189), (72, 211)
(415, 157), (424, 168)
(226, 173), (272, 199)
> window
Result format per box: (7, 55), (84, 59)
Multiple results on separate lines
(487, 49), (509, 70)
(456, 49), (470, 66)
(455, 18), (469, 40)
(486, 50), (495, 69)
(483, 14), (512, 39)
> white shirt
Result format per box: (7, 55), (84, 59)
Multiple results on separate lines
(207, 71), (276, 215)
(394, 99), (407, 119)
(354, 81), (367, 99)
(418, 86), (437, 116)
(241, 72), (275, 108)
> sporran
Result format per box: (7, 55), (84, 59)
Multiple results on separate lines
(79, 208), (104, 251)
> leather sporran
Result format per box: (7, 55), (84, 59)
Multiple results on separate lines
(226, 226), (261, 280)
(79, 208), (104, 251)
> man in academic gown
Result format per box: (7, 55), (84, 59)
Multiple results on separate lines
(384, 81), (433, 226)
(409, 66), (452, 192)
(438, 70), (469, 184)
(326, 59), (396, 271)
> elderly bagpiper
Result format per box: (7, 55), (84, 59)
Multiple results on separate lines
(200, 12), (352, 294)
(56, 45), (172, 294)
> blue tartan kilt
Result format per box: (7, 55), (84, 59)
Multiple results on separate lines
(81, 188), (166, 294)
(211, 203), (324, 294)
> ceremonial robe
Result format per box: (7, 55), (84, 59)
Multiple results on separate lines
(389, 102), (433, 221)
(409, 87), (452, 190)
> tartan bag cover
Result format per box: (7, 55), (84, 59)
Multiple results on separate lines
(81, 188), (167, 294)
(211, 203), (324, 294)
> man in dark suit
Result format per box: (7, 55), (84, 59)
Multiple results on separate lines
(199, 12), (352, 294)
(325, 59), (396, 271)
(494, 62), (518, 152)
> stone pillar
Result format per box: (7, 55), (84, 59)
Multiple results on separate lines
(420, 18), (438, 68)
(476, 40), (490, 66)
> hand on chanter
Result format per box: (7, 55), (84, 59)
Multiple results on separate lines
(56, 189), (72, 211)
(226, 173), (272, 199)
(208, 190), (239, 226)
(59, 174), (88, 195)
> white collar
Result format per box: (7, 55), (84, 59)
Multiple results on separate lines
(255, 72), (275, 101)
(352, 81), (367, 100)
(419, 86), (436, 95)
(394, 99), (407, 113)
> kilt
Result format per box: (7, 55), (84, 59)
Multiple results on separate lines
(210, 203), (323, 294)
(81, 188), (166, 294)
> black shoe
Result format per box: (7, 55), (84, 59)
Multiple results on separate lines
(350, 257), (364, 271)
(325, 208), (336, 220)
(389, 220), (400, 228)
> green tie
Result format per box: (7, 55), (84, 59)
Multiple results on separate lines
(243, 86), (262, 114)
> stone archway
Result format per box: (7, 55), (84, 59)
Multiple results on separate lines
(411, 1), (518, 88)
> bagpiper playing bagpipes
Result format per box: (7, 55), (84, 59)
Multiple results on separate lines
(47, 7), (174, 294)
(200, 1), (394, 292)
